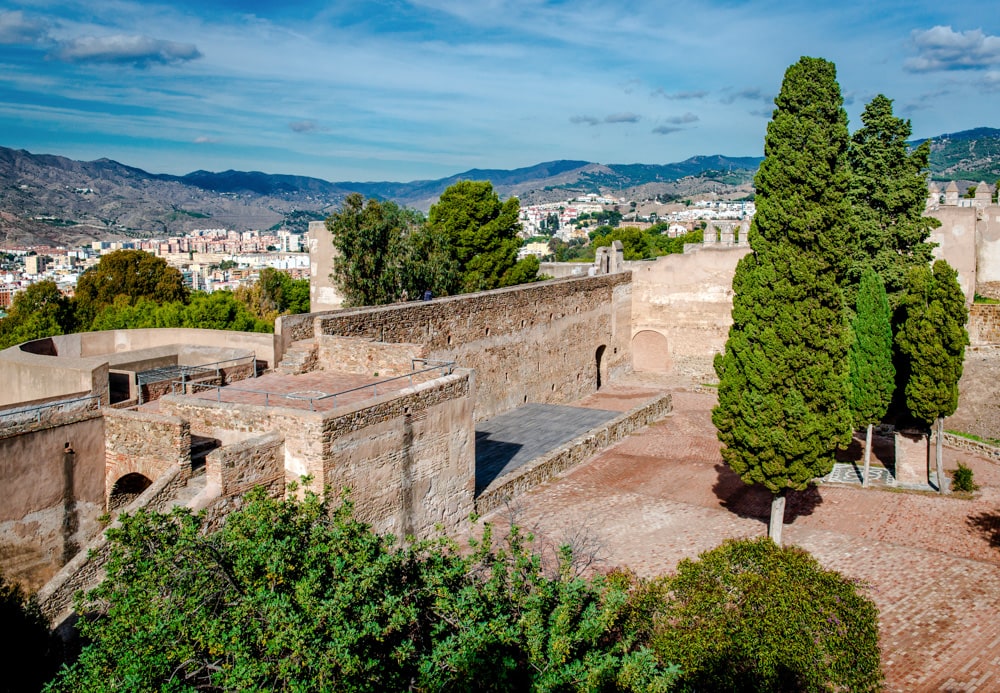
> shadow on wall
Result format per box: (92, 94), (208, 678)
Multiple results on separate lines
(595, 345), (606, 390)
(108, 472), (152, 512)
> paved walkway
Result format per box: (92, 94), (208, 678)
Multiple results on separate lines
(475, 403), (619, 492)
(483, 387), (1000, 692)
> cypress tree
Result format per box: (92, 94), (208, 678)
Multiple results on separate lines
(713, 57), (853, 545)
(896, 260), (969, 492)
(848, 268), (895, 486)
(847, 95), (937, 310)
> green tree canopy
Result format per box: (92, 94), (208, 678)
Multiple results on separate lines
(0, 280), (72, 349)
(233, 267), (309, 322)
(650, 538), (883, 692)
(712, 56), (853, 543)
(426, 181), (537, 293)
(74, 249), (189, 329)
(847, 95), (937, 309)
(46, 488), (678, 692)
(849, 268), (895, 484)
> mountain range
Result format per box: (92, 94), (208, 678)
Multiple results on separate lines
(0, 127), (997, 247)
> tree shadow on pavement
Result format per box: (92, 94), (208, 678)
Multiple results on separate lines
(836, 430), (896, 476)
(712, 464), (824, 526)
(968, 511), (1000, 548)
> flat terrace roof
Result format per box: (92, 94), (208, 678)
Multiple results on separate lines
(165, 368), (447, 413)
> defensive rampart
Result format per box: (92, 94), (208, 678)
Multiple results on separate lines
(313, 273), (632, 421)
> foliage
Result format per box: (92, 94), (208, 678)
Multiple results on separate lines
(0, 280), (72, 349)
(47, 489), (679, 692)
(426, 181), (538, 293)
(847, 95), (937, 310)
(585, 227), (702, 262)
(89, 292), (272, 333)
(950, 462), (979, 493)
(74, 250), (189, 328)
(325, 193), (424, 306)
(974, 293), (1000, 304)
(896, 260), (969, 425)
(849, 269), (895, 428)
(233, 267), (309, 321)
(0, 571), (65, 693)
(650, 538), (883, 692)
(713, 57), (853, 500)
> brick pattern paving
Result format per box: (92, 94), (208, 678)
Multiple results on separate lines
(486, 387), (1000, 692)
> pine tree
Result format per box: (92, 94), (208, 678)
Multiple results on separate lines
(713, 57), (853, 545)
(897, 260), (969, 492)
(847, 95), (937, 310)
(848, 269), (895, 486)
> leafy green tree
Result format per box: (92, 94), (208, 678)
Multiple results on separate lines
(325, 193), (420, 306)
(713, 57), (853, 544)
(426, 181), (538, 293)
(0, 571), (65, 693)
(0, 280), (72, 349)
(74, 250), (188, 329)
(896, 260), (969, 492)
(233, 267), (309, 321)
(847, 95), (937, 310)
(89, 293), (271, 333)
(849, 269), (895, 486)
(47, 489), (679, 692)
(651, 538), (883, 692)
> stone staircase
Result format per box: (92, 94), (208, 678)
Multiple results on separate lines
(275, 338), (318, 375)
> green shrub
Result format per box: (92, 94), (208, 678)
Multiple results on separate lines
(650, 538), (884, 692)
(951, 462), (979, 493)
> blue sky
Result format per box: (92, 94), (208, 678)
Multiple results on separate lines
(1, 1), (998, 182)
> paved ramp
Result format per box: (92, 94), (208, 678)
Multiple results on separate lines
(475, 403), (619, 492)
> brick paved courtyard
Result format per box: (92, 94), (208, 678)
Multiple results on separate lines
(483, 384), (1000, 692)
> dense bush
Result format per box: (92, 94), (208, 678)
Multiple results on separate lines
(650, 538), (883, 692)
(950, 462), (979, 493)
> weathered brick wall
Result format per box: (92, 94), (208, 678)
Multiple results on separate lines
(315, 274), (632, 420)
(37, 465), (188, 625)
(475, 392), (672, 515)
(104, 408), (191, 504)
(321, 371), (475, 537)
(207, 432), (285, 499)
(943, 432), (1000, 462)
(0, 412), (105, 591)
(948, 346), (1000, 442)
(969, 304), (1000, 345)
(316, 336), (427, 376)
(163, 371), (476, 537)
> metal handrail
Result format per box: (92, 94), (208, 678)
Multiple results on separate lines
(0, 394), (102, 427)
(174, 361), (456, 411)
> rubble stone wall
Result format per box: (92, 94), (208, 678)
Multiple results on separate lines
(103, 408), (191, 503)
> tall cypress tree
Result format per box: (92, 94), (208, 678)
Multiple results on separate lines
(713, 57), (853, 545)
(897, 260), (969, 492)
(847, 95), (937, 310)
(849, 269), (895, 486)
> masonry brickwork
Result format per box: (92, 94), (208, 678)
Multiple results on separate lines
(315, 274), (632, 421)
(317, 336), (427, 377)
(969, 304), (1000, 345)
(103, 408), (191, 505)
(206, 432), (285, 500)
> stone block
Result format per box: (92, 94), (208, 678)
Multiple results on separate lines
(894, 429), (929, 485)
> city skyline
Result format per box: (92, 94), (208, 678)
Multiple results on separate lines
(1, 0), (998, 182)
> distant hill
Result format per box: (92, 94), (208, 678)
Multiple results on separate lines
(0, 126), (996, 246)
(915, 127), (1000, 182)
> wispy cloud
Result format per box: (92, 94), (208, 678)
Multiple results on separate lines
(721, 87), (773, 105)
(652, 125), (682, 135)
(194, 135), (219, 144)
(653, 88), (707, 100)
(289, 120), (324, 133)
(56, 35), (202, 67)
(0, 10), (48, 45)
(604, 112), (640, 124)
(905, 26), (1000, 72)
(662, 113), (699, 125)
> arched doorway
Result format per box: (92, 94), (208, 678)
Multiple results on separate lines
(108, 472), (152, 512)
(632, 330), (672, 373)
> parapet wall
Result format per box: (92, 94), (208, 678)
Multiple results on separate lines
(314, 274), (632, 420)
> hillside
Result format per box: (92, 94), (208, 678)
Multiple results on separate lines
(0, 126), (996, 246)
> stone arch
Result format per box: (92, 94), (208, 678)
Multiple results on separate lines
(632, 330), (671, 373)
(108, 472), (152, 511)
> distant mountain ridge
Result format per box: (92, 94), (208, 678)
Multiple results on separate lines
(0, 126), (997, 245)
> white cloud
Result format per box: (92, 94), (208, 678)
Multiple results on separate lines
(653, 89), (707, 100)
(0, 10), (49, 45)
(905, 26), (1000, 72)
(56, 34), (202, 67)
(604, 112), (641, 124)
(663, 113), (699, 125)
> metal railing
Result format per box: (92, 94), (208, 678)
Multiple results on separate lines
(174, 360), (456, 411)
(0, 394), (102, 430)
(137, 353), (257, 405)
